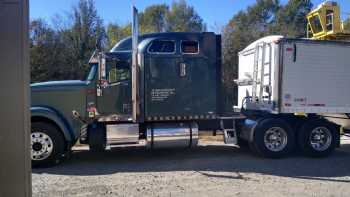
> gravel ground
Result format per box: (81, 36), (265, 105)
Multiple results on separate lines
(33, 137), (350, 197)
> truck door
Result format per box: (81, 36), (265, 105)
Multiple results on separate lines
(96, 60), (132, 118)
(144, 39), (180, 118)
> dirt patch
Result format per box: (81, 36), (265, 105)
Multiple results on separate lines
(33, 137), (350, 197)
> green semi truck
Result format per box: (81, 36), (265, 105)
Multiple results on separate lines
(30, 8), (346, 167)
(31, 30), (224, 166)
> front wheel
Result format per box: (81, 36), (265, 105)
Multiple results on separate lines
(251, 118), (295, 158)
(31, 122), (65, 168)
(298, 120), (339, 157)
(88, 123), (106, 152)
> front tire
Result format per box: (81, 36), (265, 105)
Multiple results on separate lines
(31, 122), (65, 168)
(88, 123), (106, 152)
(298, 119), (339, 157)
(251, 118), (295, 158)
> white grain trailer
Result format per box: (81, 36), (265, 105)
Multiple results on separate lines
(234, 35), (350, 158)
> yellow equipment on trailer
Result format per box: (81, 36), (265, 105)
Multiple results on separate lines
(306, 1), (350, 135)
(307, 1), (350, 40)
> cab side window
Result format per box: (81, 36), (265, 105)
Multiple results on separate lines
(181, 41), (199, 54)
(108, 64), (130, 84)
(148, 40), (175, 53)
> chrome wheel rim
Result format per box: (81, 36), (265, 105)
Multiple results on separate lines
(264, 127), (288, 152)
(31, 132), (53, 160)
(309, 127), (332, 151)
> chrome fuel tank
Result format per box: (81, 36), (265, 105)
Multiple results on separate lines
(147, 122), (198, 148)
(106, 124), (139, 145)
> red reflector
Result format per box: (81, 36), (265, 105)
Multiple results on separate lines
(286, 48), (293, 52)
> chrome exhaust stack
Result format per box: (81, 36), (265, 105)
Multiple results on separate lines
(131, 6), (140, 123)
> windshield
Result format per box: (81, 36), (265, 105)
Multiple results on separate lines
(86, 63), (98, 81)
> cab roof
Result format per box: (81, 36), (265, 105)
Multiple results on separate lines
(110, 32), (215, 52)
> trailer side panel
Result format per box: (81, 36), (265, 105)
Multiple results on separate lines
(280, 40), (350, 113)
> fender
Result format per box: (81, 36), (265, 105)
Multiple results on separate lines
(239, 118), (264, 142)
(31, 106), (75, 143)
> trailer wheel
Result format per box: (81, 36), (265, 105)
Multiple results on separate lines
(251, 118), (295, 158)
(298, 120), (338, 157)
(88, 123), (106, 152)
(31, 122), (65, 168)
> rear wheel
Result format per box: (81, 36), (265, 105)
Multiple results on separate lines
(31, 122), (65, 167)
(251, 118), (295, 158)
(298, 119), (338, 157)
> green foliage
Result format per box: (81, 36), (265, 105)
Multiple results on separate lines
(66, 0), (105, 79)
(166, 0), (206, 32)
(139, 4), (169, 33)
(106, 23), (131, 50)
(106, 0), (206, 47)
(274, 0), (312, 37)
(30, 19), (67, 82)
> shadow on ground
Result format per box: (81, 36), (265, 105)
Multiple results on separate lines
(33, 142), (350, 183)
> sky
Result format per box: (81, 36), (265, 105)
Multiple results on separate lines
(30, 0), (350, 31)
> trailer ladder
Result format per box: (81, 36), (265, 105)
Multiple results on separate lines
(252, 42), (272, 103)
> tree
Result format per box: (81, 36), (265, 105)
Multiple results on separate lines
(166, 0), (206, 32)
(106, 1), (206, 49)
(274, 0), (312, 37)
(139, 4), (169, 33)
(30, 19), (67, 82)
(64, 0), (106, 79)
(106, 23), (131, 49)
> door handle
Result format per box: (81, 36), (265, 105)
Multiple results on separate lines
(180, 63), (186, 77)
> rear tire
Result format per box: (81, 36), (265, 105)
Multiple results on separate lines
(251, 118), (295, 158)
(298, 119), (339, 157)
(88, 123), (106, 152)
(31, 122), (65, 168)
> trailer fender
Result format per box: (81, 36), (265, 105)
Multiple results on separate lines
(31, 106), (74, 144)
(240, 118), (264, 142)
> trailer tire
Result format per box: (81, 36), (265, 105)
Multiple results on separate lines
(298, 119), (338, 157)
(31, 122), (66, 168)
(251, 118), (295, 158)
(88, 123), (106, 152)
